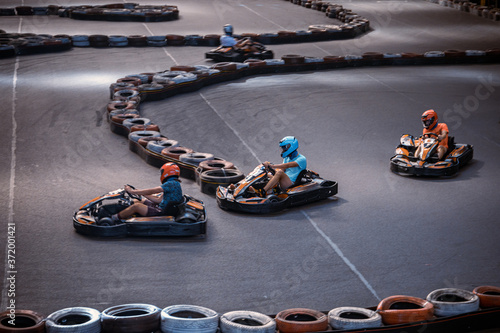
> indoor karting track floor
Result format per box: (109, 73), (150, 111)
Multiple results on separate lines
(1, 0), (499, 318)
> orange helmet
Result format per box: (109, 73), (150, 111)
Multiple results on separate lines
(422, 109), (438, 129)
(160, 162), (180, 183)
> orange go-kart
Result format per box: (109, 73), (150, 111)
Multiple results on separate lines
(73, 186), (206, 237)
(390, 133), (473, 177)
(216, 164), (338, 214)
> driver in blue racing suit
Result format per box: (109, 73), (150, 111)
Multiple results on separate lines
(251, 136), (307, 197)
(220, 24), (260, 53)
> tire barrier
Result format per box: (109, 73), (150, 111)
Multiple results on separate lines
(4, 286), (500, 333)
(376, 295), (434, 325)
(0, 3), (179, 22)
(426, 288), (480, 317)
(426, 0), (500, 22)
(0, 1), (370, 58)
(104, 48), (499, 193)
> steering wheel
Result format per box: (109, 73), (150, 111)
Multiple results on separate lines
(423, 132), (439, 139)
(263, 163), (276, 176)
(125, 184), (141, 201)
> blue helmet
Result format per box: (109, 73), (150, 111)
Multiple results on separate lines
(279, 136), (298, 158)
(223, 24), (233, 36)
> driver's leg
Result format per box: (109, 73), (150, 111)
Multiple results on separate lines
(437, 145), (447, 160)
(263, 169), (292, 192)
(117, 203), (148, 220)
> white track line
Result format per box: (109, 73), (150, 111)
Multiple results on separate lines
(142, 23), (178, 65)
(2, 57), (20, 311)
(199, 93), (261, 164)
(301, 210), (381, 301)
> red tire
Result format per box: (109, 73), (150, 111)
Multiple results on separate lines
(473, 285), (500, 308)
(377, 295), (434, 325)
(0, 310), (45, 333)
(275, 308), (328, 333)
(130, 124), (160, 133)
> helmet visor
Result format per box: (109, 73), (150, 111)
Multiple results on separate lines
(422, 117), (434, 128)
(281, 143), (291, 154)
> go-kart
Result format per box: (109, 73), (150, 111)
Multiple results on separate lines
(216, 164), (338, 214)
(73, 186), (206, 237)
(390, 133), (473, 177)
(205, 38), (274, 63)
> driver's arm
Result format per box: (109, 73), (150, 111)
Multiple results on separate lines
(438, 129), (448, 142)
(266, 161), (299, 170)
(126, 186), (163, 197)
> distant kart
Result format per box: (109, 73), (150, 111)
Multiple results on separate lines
(390, 133), (473, 177)
(73, 186), (206, 237)
(216, 164), (338, 214)
(205, 39), (274, 62)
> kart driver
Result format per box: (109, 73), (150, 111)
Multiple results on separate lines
(248, 136), (307, 197)
(220, 24), (260, 53)
(415, 109), (449, 160)
(111, 162), (183, 222)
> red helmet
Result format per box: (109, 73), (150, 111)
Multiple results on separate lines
(160, 163), (180, 183)
(421, 109), (438, 129)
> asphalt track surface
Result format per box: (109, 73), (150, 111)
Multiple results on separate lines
(1, 0), (500, 319)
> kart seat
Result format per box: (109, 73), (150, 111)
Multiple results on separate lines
(293, 169), (311, 186)
(446, 136), (455, 156)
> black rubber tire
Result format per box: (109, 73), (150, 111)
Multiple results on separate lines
(101, 303), (161, 333)
(0, 310), (45, 333)
(328, 307), (382, 330)
(160, 304), (219, 333)
(220, 310), (276, 333)
(45, 307), (101, 333)
(200, 169), (244, 184)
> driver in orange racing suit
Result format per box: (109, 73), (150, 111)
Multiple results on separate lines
(415, 109), (449, 160)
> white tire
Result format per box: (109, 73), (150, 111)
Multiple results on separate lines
(160, 304), (219, 333)
(45, 307), (101, 333)
(328, 307), (382, 330)
(220, 310), (275, 333)
(426, 288), (480, 317)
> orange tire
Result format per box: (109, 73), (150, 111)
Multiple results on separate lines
(377, 295), (434, 325)
(275, 308), (328, 333)
(130, 124), (160, 133)
(473, 286), (500, 308)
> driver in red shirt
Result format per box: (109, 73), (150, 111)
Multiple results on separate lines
(415, 109), (449, 160)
